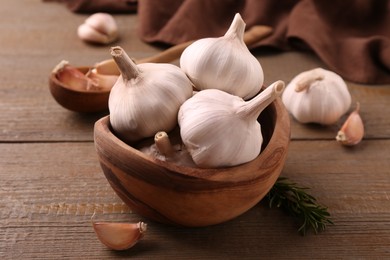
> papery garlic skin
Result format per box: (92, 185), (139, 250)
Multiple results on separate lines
(336, 102), (364, 146)
(178, 81), (284, 168)
(78, 13), (118, 44)
(282, 68), (351, 125)
(109, 46), (193, 143)
(180, 13), (264, 100)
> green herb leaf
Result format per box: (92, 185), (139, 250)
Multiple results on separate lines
(266, 177), (333, 235)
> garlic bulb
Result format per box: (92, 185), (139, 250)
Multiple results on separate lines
(78, 13), (118, 44)
(109, 46), (193, 143)
(282, 68), (351, 125)
(180, 13), (264, 100)
(336, 102), (364, 146)
(178, 80), (285, 168)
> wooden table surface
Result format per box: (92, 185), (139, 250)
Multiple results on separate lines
(1, 1), (389, 259)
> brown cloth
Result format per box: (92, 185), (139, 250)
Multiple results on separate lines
(54, 0), (390, 84)
(46, 0), (137, 13)
(138, 0), (390, 84)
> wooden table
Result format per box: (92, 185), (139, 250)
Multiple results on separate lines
(1, 1), (389, 259)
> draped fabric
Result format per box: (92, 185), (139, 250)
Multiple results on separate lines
(54, 0), (390, 84)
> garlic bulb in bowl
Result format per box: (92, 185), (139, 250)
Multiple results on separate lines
(282, 68), (351, 125)
(178, 80), (285, 168)
(180, 13), (264, 100)
(109, 46), (193, 143)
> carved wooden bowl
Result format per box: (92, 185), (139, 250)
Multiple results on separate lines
(94, 96), (290, 227)
(49, 66), (110, 113)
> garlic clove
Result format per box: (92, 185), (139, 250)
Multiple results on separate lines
(180, 13), (264, 100)
(92, 221), (147, 251)
(336, 102), (364, 146)
(282, 68), (352, 125)
(52, 60), (118, 91)
(52, 60), (97, 91)
(78, 13), (118, 44)
(178, 80), (284, 168)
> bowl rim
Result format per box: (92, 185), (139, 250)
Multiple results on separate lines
(94, 95), (290, 183)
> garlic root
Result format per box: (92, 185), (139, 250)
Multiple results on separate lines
(336, 102), (364, 146)
(92, 221), (147, 251)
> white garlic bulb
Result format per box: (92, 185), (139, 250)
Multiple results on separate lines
(109, 46), (193, 143)
(77, 13), (118, 44)
(282, 68), (351, 125)
(178, 80), (285, 168)
(180, 13), (264, 100)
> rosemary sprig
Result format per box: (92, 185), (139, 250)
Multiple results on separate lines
(266, 177), (333, 235)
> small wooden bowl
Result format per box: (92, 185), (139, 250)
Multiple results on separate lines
(94, 97), (290, 227)
(49, 67), (110, 113)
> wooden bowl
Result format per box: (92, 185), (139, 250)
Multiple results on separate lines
(49, 66), (110, 113)
(94, 97), (290, 227)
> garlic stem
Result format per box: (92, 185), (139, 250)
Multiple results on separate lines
(295, 68), (324, 92)
(154, 131), (175, 158)
(224, 13), (245, 42)
(238, 80), (285, 119)
(110, 46), (140, 81)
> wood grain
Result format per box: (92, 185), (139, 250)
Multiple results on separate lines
(1, 0), (390, 259)
(1, 141), (389, 258)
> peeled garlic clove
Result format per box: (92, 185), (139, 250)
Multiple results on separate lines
(336, 102), (364, 146)
(109, 46), (193, 143)
(180, 13), (264, 100)
(93, 221), (147, 251)
(282, 68), (352, 125)
(178, 81), (284, 168)
(78, 13), (118, 44)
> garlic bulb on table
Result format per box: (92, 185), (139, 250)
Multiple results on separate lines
(282, 68), (351, 125)
(77, 13), (119, 44)
(109, 46), (193, 143)
(178, 80), (285, 168)
(180, 13), (264, 100)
